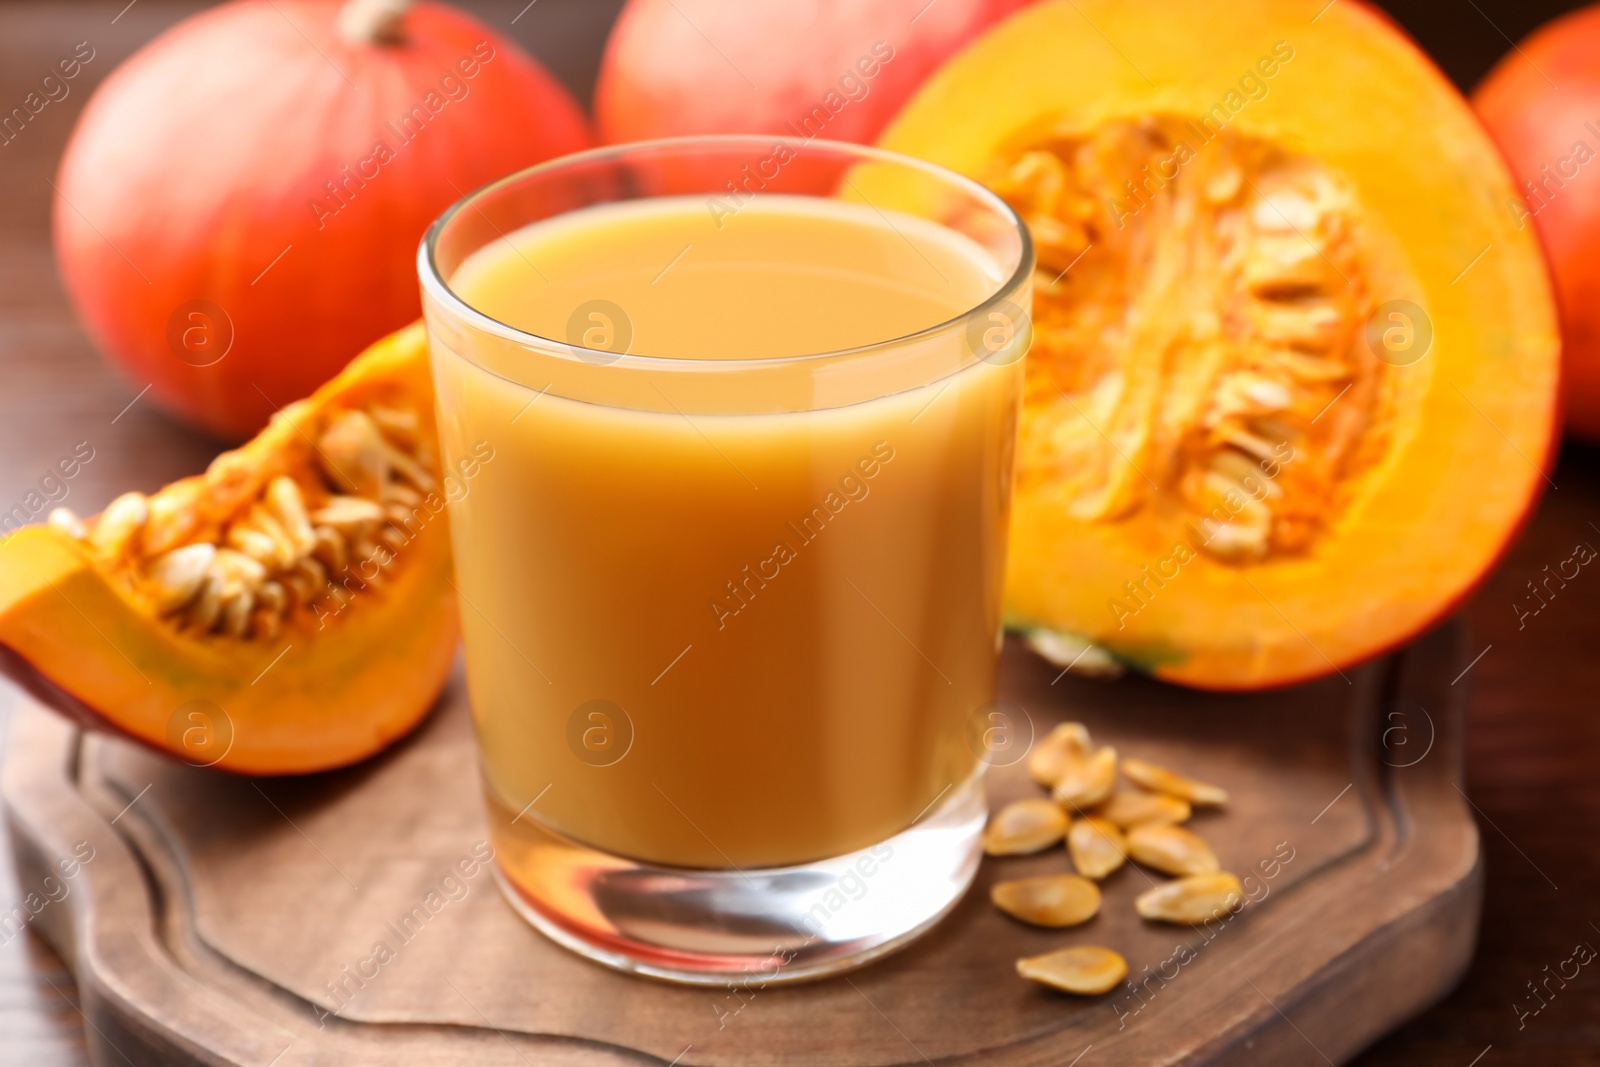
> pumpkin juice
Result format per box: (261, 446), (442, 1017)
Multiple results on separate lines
(429, 194), (1024, 870)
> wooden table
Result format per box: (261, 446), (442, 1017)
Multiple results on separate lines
(1, 2), (1596, 1063)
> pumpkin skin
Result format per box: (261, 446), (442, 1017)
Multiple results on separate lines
(594, 0), (1032, 147)
(54, 0), (590, 442)
(1473, 5), (1600, 442)
(0, 324), (458, 774)
(879, 0), (1560, 689)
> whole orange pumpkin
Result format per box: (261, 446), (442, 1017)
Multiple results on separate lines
(54, 0), (590, 440)
(595, 0), (1033, 148)
(1473, 6), (1600, 440)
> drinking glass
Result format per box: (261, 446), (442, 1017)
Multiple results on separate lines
(418, 136), (1032, 984)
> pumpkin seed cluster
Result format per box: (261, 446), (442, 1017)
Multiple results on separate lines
(986, 721), (1240, 996)
(50, 401), (436, 641)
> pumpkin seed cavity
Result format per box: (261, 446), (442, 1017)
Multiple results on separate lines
(52, 402), (436, 641)
(987, 116), (1394, 561)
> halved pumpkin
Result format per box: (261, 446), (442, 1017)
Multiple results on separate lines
(0, 324), (458, 772)
(880, 0), (1560, 688)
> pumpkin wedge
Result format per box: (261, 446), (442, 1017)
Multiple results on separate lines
(0, 324), (458, 772)
(879, 0), (1560, 688)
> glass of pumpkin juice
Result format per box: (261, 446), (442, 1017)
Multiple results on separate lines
(418, 136), (1031, 983)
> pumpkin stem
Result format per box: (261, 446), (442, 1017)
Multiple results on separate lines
(336, 0), (413, 45)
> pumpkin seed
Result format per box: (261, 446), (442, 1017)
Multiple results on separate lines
(1246, 237), (1338, 298)
(1067, 816), (1127, 880)
(311, 496), (385, 529)
(1026, 721), (1091, 786)
(294, 555), (329, 592)
(146, 543), (217, 613)
(1121, 757), (1229, 806)
(1096, 790), (1191, 829)
(1016, 945), (1127, 996)
(254, 604), (283, 639)
(1212, 450), (1282, 498)
(202, 448), (255, 502)
(1135, 872), (1243, 924)
(368, 404), (419, 442)
(1023, 628), (1123, 678)
(983, 798), (1069, 856)
(310, 525), (348, 573)
(221, 589), (254, 638)
(140, 482), (203, 557)
(256, 580), (287, 615)
(188, 576), (225, 632)
(1256, 300), (1344, 351)
(47, 507), (85, 541)
(1251, 185), (1324, 234)
(1029, 213), (1091, 271)
(91, 492), (148, 556)
(252, 606), (281, 641)
(352, 533), (383, 570)
(1125, 824), (1219, 876)
(1204, 163), (1242, 204)
(1275, 350), (1352, 383)
(225, 521), (284, 570)
(991, 874), (1100, 928)
(180, 549), (269, 637)
(1220, 425), (1279, 463)
(384, 502), (420, 526)
(382, 440), (435, 492)
(1201, 518), (1269, 561)
(214, 547), (267, 587)
(265, 476), (316, 556)
(282, 556), (328, 605)
(250, 503), (298, 564)
(1052, 746), (1117, 811)
(383, 482), (423, 509)
(318, 410), (388, 498)
(1001, 150), (1069, 215)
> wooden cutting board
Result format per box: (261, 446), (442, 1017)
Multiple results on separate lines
(2, 624), (1481, 1066)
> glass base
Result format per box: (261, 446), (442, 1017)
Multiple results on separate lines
(492, 774), (985, 985)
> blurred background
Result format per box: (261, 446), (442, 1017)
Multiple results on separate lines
(1, 1), (1597, 1063)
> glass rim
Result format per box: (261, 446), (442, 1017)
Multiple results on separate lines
(416, 133), (1033, 372)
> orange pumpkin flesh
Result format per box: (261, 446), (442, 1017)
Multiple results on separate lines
(0, 325), (458, 773)
(880, 0), (1560, 689)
